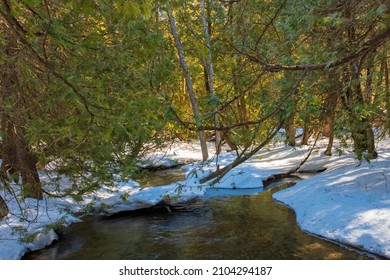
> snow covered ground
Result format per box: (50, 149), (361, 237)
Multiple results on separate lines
(1, 136), (389, 259)
(273, 139), (390, 258)
(138, 139), (213, 169)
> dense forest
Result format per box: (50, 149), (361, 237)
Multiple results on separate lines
(0, 0), (389, 218)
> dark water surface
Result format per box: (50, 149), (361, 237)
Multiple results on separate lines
(24, 172), (371, 260)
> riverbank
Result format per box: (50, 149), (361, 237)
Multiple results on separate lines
(1, 137), (389, 259)
(273, 139), (390, 258)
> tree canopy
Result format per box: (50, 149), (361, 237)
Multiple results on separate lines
(1, 0), (389, 204)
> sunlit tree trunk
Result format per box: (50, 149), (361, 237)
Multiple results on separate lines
(201, 0), (221, 154)
(322, 118), (333, 137)
(285, 114), (296, 146)
(323, 72), (340, 156)
(167, 4), (209, 161)
(301, 116), (311, 145)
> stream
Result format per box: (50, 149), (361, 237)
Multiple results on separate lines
(24, 168), (371, 260)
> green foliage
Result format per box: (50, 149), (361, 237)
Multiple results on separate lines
(1, 0), (388, 206)
(0, 0), (172, 197)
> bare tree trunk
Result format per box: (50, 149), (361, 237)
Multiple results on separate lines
(313, 127), (321, 142)
(366, 127), (378, 159)
(285, 114), (296, 146)
(323, 74), (340, 155)
(322, 117), (333, 137)
(167, 5), (209, 161)
(322, 97), (336, 156)
(385, 57), (390, 136)
(201, 0), (221, 154)
(365, 55), (378, 159)
(222, 131), (238, 153)
(301, 116), (311, 145)
(324, 133), (334, 156)
(0, 37), (43, 200)
(365, 61), (374, 103)
(0, 195), (8, 219)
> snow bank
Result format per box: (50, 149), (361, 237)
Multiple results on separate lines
(273, 139), (390, 258)
(187, 140), (336, 189)
(138, 139), (216, 169)
(0, 173), (138, 259)
(0, 192), (82, 260)
(96, 177), (207, 215)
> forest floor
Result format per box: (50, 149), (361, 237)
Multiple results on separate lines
(0, 135), (389, 259)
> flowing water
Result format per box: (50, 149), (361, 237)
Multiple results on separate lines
(24, 169), (371, 260)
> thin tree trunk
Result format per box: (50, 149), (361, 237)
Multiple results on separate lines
(200, 0), (221, 154)
(167, 5), (208, 161)
(322, 117), (333, 137)
(285, 114), (296, 146)
(323, 74), (340, 155)
(385, 57), (390, 136)
(282, 70), (297, 147)
(365, 62), (374, 103)
(222, 131), (238, 153)
(0, 195), (8, 219)
(324, 133), (334, 156)
(366, 127), (378, 159)
(364, 55), (377, 159)
(301, 116), (310, 145)
(350, 76), (369, 157)
(323, 105), (336, 157)
(313, 127), (321, 142)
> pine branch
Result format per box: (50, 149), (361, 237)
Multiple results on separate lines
(247, 26), (390, 72)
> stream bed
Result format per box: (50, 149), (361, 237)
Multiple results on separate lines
(24, 169), (371, 260)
